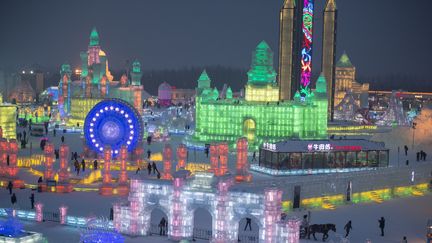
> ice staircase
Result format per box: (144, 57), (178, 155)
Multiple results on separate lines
(369, 191), (383, 203)
(322, 197), (335, 210)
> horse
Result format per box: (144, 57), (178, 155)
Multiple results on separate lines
(307, 223), (336, 241)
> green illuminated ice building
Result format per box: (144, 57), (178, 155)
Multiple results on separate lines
(193, 41), (328, 148)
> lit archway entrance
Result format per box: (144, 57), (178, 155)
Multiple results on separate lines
(238, 216), (259, 242)
(243, 119), (256, 142)
(193, 208), (213, 241)
(149, 208), (168, 237)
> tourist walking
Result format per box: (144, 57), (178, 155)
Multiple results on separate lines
(11, 193), (17, 205)
(61, 135), (64, 143)
(81, 159), (86, 172)
(147, 149), (151, 159)
(252, 152), (256, 161)
(378, 217), (385, 236)
(7, 181), (13, 194)
(147, 163), (152, 175)
(244, 217), (252, 231)
(402, 236), (407, 243)
(404, 145), (408, 156)
(159, 217), (167, 236)
(29, 193), (35, 209)
(152, 161), (157, 174)
(344, 220), (352, 237)
(93, 160), (98, 170)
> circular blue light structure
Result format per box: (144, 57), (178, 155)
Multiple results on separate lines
(84, 99), (143, 156)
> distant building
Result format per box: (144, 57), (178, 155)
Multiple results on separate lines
(171, 87), (195, 105)
(8, 80), (36, 104)
(158, 82), (172, 106)
(334, 52), (369, 109)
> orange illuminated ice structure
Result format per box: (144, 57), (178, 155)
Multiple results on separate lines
(176, 144), (187, 170)
(218, 143), (228, 176)
(133, 88), (142, 115)
(209, 144), (219, 175)
(161, 144), (173, 180)
(117, 146), (129, 196)
(5, 139), (24, 188)
(134, 142), (145, 168)
(0, 138), (8, 177)
(99, 146), (114, 196)
(44, 143), (55, 180)
(235, 138), (252, 182)
(208, 143), (229, 176)
(100, 76), (107, 97)
(57, 144), (73, 193)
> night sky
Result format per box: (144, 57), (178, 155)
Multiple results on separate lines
(0, 0), (431, 79)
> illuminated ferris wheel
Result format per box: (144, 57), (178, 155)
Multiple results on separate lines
(84, 99), (143, 156)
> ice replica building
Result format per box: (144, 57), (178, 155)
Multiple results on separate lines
(193, 41), (328, 148)
(58, 28), (146, 127)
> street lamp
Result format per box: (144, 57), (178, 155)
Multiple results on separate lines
(412, 122), (417, 149)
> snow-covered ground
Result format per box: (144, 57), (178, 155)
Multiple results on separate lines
(2, 191), (430, 243)
(2, 108), (430, 242)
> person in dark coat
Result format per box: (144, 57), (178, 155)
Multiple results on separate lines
(159, 217), (167, 235)
(147, 150), (151, 159)
(11, 193), (17, 205)
(378, 217), (385, 236)
(93, 160), (98, 170)
(244, 217), (252, 231)
(136, 167), (141, 174)
(7, 181), (13, 194)
(61, 135), (64, 143)
(109, 207), (114, 220)
(416, 152), (420, 161)
(29, 193), (35, 209)
(404, 145), (408, 156)
(344, 220), (352, 237)
(152, 162), (157, 174)
(81, 159), (86, 172)
(147, 163), (152, 175)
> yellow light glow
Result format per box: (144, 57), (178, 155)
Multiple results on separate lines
(245, 84), (279, 102)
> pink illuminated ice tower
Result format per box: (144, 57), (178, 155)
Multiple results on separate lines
(117, 145), (129, 196)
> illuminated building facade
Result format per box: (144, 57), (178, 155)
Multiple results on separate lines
(0, 103), (17, 139)
(257, 139), (389, 176)
(334, 52), (369, 108)
(194, 42), (328, 148)
(58, 28), (146, 125)
(321, 0), (337, 120)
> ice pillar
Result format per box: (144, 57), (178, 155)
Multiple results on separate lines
(117, 145), (129, 196)
(218, 143), (228, 176)
(176, 144), (187, 170)
(57, 144), (73, 192)
(235, 138), (252, 182)
(44, 143), (55, 181)
(263, 188), (282, 243)
(162, 144), (173, 180)
(99, 146), (113, 195)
